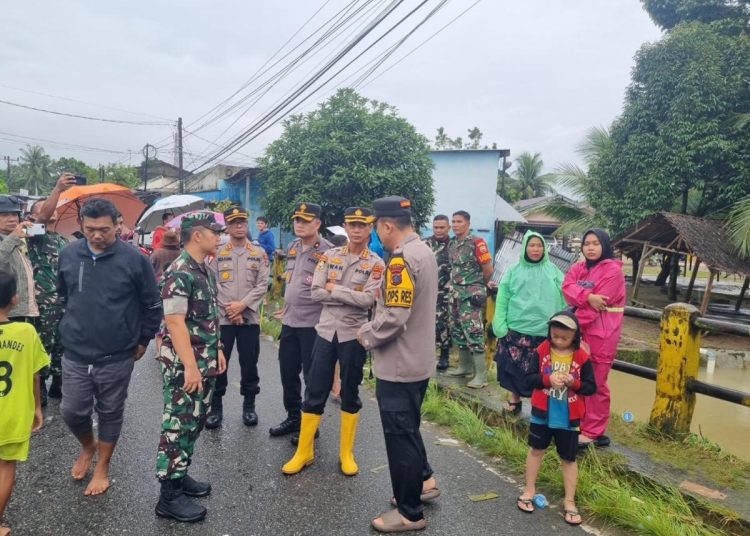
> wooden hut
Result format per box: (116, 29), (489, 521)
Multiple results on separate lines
(613, 212), (750, 315)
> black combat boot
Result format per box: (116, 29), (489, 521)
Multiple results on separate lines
(182, 474), (211, 497)
(40, 376), (48, 408)
(205, 395), (223, 430)
(242, 396), (258, 427)
(155, 478), (207, 522)
(269, 412), (300, 437)
(290, 428), (319, 446)
(436, 348), (450, 371)
(48, 375), (62, 399)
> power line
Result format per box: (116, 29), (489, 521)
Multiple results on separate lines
(0, 98), (173, 126)
(0, 130), (132, 155)
(0, 84), (173, 121)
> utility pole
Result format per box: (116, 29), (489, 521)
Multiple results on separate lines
(3, 156), (17, 186)
(142, 144), (156, 191)
(177, 117), (184, 194)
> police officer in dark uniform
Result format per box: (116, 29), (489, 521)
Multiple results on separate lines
(269, 202), (332, 438)
(357, 196), (439, 533)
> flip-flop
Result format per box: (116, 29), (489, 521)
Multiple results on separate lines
(594, 435), (611, 448)
(564, 509), (583, 526)
(517, 496), (534, 513)
(503, 401), (522, 415)
(390, 487), (442, 507)
(371, 509), (427, 533)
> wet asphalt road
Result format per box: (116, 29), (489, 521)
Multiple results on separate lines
(8, 338), (598, 536)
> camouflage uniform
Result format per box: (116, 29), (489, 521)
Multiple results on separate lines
(448, 235), (492, 353)
(27, 232), (68, 379)
(156, 250), (220, 480)
(424, 235), (451, 352)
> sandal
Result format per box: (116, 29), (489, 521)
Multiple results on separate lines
(503, 401), (522, 415)
(390, 486), (441, 507)
(564, 508), (583, 526)
(517, 496), (534, 513)
(371, 509), (427, 533)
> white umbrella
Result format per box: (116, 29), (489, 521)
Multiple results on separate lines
(137, 194), (206, 232)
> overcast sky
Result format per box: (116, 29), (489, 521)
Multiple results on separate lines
(1, 0), (662, 176)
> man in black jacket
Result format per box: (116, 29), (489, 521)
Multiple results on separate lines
(57, 198), (162, 496)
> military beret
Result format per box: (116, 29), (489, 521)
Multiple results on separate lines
(181, 211), (225, 232)
(372, 196), (412, 219)
(291, 202), (321, 222)
(343, 206), (374, 224)
(224, 206), (249, 223)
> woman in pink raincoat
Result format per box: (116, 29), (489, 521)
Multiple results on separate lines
(562, 229), (625, 448)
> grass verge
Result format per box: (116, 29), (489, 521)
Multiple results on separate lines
(420, 382), (744, 536)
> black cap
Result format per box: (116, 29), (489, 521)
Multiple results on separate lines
(0, 195), (23, 214)
(344, 206), (374, 224)
(373, 196), (412, 219)
(180, 212), (225, 232)
(224, 206), (249, 223)
(291, 202), (321, 222)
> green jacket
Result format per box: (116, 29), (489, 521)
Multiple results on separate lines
(0, 233), (37, 318)
(492, 231), (565, 339)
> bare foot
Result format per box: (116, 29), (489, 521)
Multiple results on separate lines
(84, 462), (110, 496)
(422, 476), (437, 493)
(71, 444), (97, 480)
(0, 525), (10, 536)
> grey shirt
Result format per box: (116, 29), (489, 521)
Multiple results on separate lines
(209, 240), (270, 326)
(311, 246), (385, 343)
(282, 236), (333, 328)
(358, 233), (438, 383)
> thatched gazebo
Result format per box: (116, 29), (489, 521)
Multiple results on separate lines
(613, 212), (750, 315)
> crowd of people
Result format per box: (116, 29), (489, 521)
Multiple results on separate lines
(0, 175), (625, 533)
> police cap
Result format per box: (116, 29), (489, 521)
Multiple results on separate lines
(291, 202), (321, 222)
(372, 196), (412, 219)
(224, 206), (249, 223)
(343, 206), (374, 224)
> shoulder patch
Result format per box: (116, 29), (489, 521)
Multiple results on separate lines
(385, 256), (414, 308)
(474, 238), (491, 265)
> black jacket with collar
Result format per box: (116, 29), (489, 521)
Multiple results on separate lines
(57, 238), (163, 364)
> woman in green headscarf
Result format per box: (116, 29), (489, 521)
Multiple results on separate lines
(492, 231), (565, 414)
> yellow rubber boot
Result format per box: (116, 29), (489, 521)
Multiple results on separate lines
(339, 411), (360, 476)
(282, 412), (321, 475)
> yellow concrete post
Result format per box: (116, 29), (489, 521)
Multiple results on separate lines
(649, 303), (702, 436)
(271, 254), (286, 300)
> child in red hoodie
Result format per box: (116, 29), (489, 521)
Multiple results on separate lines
(517, 311), (596, 526)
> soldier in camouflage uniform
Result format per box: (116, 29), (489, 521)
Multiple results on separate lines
(155, 212), (227, 523)
(424, 214), (452, 371)
(446, 210), (494, 388)
(27, 199), (68, 400)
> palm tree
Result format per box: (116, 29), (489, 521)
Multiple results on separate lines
(512, 152), (556, 199)
(727, 195), (750, 258)
(18, 145), (52, 195)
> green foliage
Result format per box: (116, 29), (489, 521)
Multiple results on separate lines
(101, 163), (139, 188)
(588, 21), (750, 235)
(259, 88), (435, 229)
(641, 0), (750, 30)
(17, 145), (53, 195)
(53, 157), (98, 182)
(433, 126), (497, 150)
(508, 152), (556, 200)
(0, 179), (7, 194)
(727, 195), (750, 257)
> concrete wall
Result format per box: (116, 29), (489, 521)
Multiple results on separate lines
(426, 150), (502, 248)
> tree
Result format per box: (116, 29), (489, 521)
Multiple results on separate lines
(727, 195), (750, 258)
(434, 127), (451, 150)
(466, 127), (483, 149)
(18, 145), (53, 195)
(259, 88), (435, 229)
(641, 0), (749, 30)
(586, 20), (750, 237)
(53, 157), (98, 183)
(510, 152), (556, 200)
(101, 163), (139, 188)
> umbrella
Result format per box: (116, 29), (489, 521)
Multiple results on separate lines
(165, 210), (225, 229)
(53, 183), (146, 237)
(136, 194), (206, 232)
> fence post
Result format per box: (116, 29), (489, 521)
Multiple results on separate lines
(648, 303), (702, 435)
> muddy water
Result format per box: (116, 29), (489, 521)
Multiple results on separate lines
(609, 366), (750, 461)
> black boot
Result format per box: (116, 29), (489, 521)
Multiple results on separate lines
(269, 413), (300, 437)
(205, 396), (223, 430)
(436, 348), (450, 371)
(40, 376), (48, 408)
(242, 396), (258, 427)
(182, 475), (211, 497)
(290, 428), (319, 446)
(48, 375), (62, 399)
(155, 478), (207, 522)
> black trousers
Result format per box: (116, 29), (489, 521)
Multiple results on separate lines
(375, 378), (433, 523)
(278, 325), (317, 415)
(215, 324), (260, 398)
(302, 334), (366, 415)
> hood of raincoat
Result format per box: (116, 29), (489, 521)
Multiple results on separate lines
(492, 230), (566, 339)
